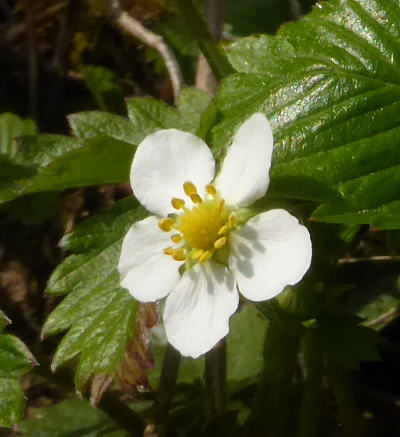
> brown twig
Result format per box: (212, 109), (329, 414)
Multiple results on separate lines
(195, 0), (225, 94)
(108, 0), (183, 103)
(338, 255), (400, 264)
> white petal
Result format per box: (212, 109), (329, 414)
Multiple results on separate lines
(163, 261), (239, 358)
(229, 209), (312, 302)
(215, 113), (273, 207)
(118, 216), (182, 302)
(131, 129), (215, 216)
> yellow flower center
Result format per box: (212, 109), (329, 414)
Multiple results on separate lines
(158, 181), (236, 264)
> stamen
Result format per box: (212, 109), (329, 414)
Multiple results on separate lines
(172, 249), (185, 261)
(163, 247), (174, 255)
(171, 197), (185, 210)
(158, 218), (174, 232)
(206, 184), (216, 196)
(190, 193), (202, 204)
(199, 250), (213, 264)
(171, 234), (183, 243)
(183, 181), (197, 196)
(214, 236), (227, 249)
(218, 199), (225, 213)
(218, 225), (228, 236)
(229, 215), (236, 228)
(191, 249), (204, 259)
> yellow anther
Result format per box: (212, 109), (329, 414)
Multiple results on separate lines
(173, 249), (186, 261)
(199, 250), (213, 264)
(163, 247), (174, 255)
(229, 215), (236, 228)
(214, 236), (227, 250)
(190, 193), (202, 204)
(218, 199), (225, 213)
(191, 249), (204, 259)
(218, 225), (228, 236)
(158, 218), (174, 232)
(171, 234), (183, 243)
(171, 197), (185, 210)
(206, 184), (216, 196)
(183, 181), (197, 196)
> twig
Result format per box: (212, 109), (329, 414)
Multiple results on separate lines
(195, 0), (225, 94)
(1, 2), (68, 45)
(108, 0), (183, 103)
(338, 255), (400, 264)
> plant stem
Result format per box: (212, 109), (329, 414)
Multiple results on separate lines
(328, 360), (366, 437)
(173, 0), (234, 80)
(148, 344), (181, 436)
(248, 321), (302, 437)
(298, 328), (322, 437)
(205, 339), (227, 419)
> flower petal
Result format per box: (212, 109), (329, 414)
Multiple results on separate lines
(118, 216), (182, 302)
(229, 209), (312, 302)
(215, 113), (273, 207)
(163, 261), (239, 358)
(131, 129), (215, 216)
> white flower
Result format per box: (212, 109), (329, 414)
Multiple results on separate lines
(118, 114), (312, 358)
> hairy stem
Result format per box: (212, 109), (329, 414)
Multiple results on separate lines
(298, 329), (322, 437)
(205, 339), (227, 419)
(248, 321), (302, 437)
(146, 344), (181, 436)
(328, 360), (366, 437)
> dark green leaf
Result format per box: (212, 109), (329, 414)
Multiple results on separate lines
(43, 199), (147, 392)
(19, 399), (127, 437)
(318, 316), (380, 369)
(0, 378), (24, 427)
(0, 136), (134, 204)
(213, 0), (400, 225)
(177, 88), (212, 135)
(0, 334), (37, 378)
(68, 112), (139, 144)
(126, 97), (189, 143)
(82, 66), (126, 114)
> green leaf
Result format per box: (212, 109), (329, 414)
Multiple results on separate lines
(0, 378), (24, 427)
(226, 304), (267, 386)
(19, 399), (127, 437)
(177, 88), (213, 135)
(126, 97), (190, 143)
(43, 199), (147, 392)
(0, 334), (37, 378)
(68, 112), (139, 144)
(213, 0), (400, 225)
(318, 316), (380, 369)
(82, 66), (126, 114)
(0, 136), (134, 204)
(0, 113), (37, 158)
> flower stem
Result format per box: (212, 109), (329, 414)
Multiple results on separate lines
(173, 0), (234, 80)
(328, 360), (366, 437)
(298, 328), (322, 437)
(205, 339), (227, 419)
(149, 344), (181, 436)
(248, 321), (302, 437)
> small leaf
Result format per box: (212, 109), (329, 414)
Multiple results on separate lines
(177, 88), (212, 134)
(82, 66), (126, 114)
(0, 334), (37, 378)
(126, 97), (189, 143)
(0, 112), (37, 158)
(68, 111), (139, 144)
